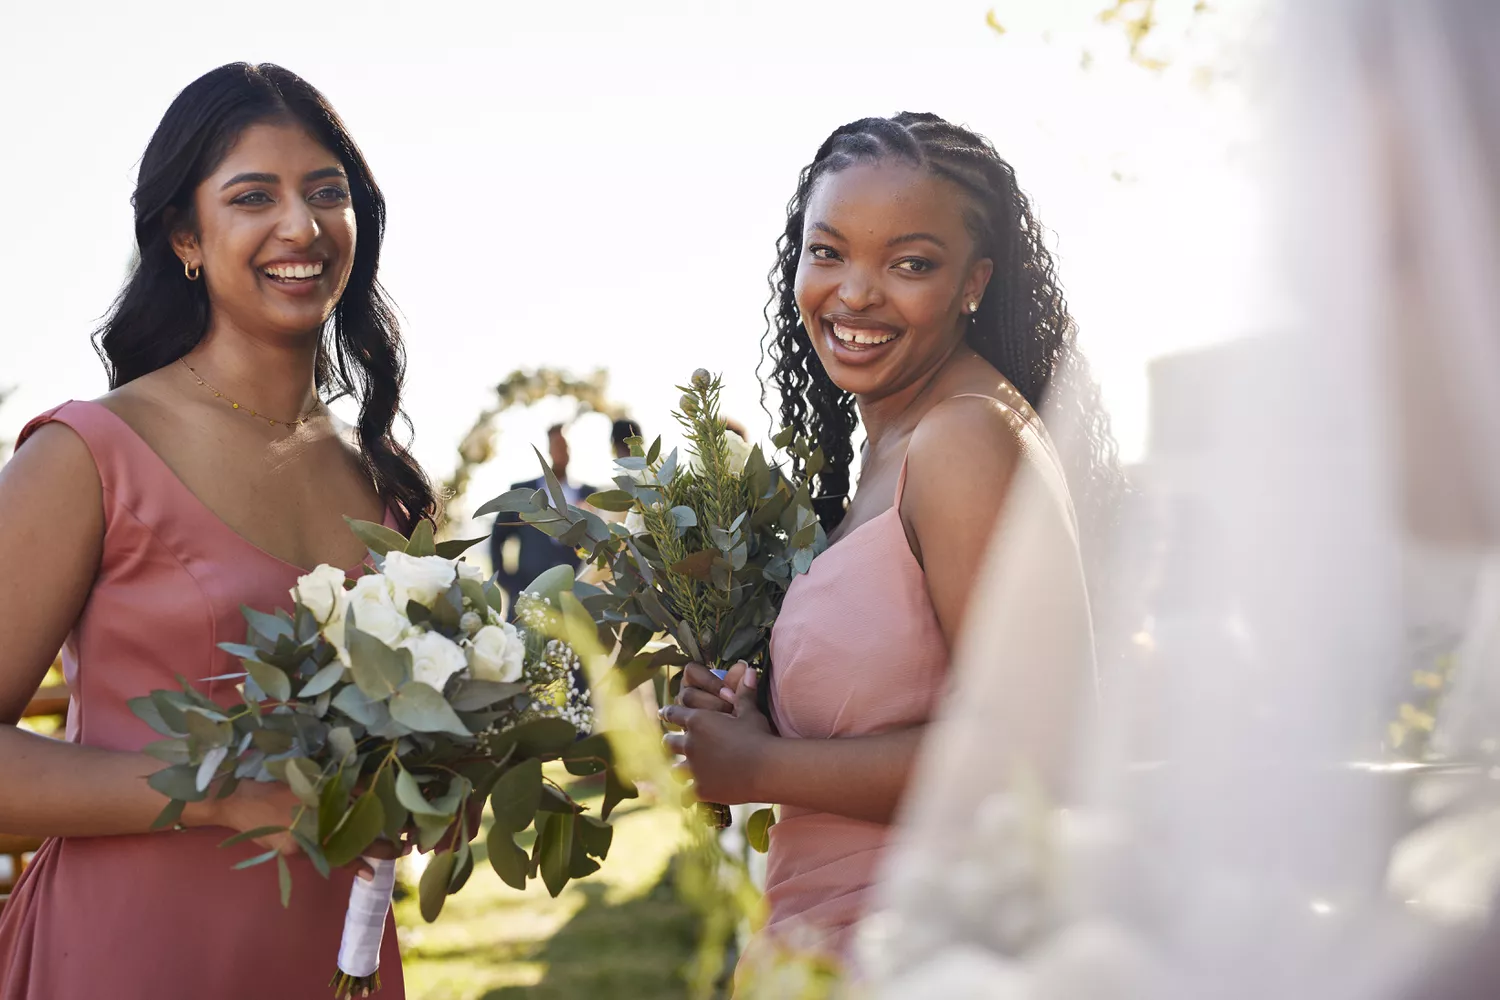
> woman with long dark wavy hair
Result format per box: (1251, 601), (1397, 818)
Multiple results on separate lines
(662, 112), (1122, 971)
(0, 63), (432, 997)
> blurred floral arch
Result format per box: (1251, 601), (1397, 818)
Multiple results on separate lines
(440, 368), (628, 527)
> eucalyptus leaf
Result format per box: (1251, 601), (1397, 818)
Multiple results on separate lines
(577, 813), (614, 861)
(473, 487), (545, 518)
(669, 505), (698, 532)
(318, 772), (349, 844)
(290, 830), (332, 879)
(746, 806), (777, 853)
(219, 825), (287, 849)
(489, 758), (542, 832)
(129, 695), (180, 738)
(374, 768), (408, 842)
(346, 625), (408, 700)
(285, 757), (323, 807)
(244, 660), (291, 703)
(345, 516), (409, 557)
(525, 564), (577, 607)
(277, 854), (293, 908)
(449, 841), (475, 895)
(449, 679), (527, 712)
(396, 769), (450, 818)
(419, 850), (457, 922)
(657, 448), (679, 486)
(243, 606), (295, 644)
(538, 811), (575, 898)
(252, 729), (295, 755)
(298, 662), (346, 698)
(149, 691), (191, 736)
(487, 823), (530, 891)
(602, 768), (638, 821)
(143, 738), (190, 765)
(195, 745), (228, 792)
(434, 535), (488, 560)
(150, 798), (186, 831)
(148, 763), (207, 803)
(585, 489), (636, 513)
(234, 849), (279, 871)
(389, 682), (470, 737)
(322, 791), (384, 869)
(561, 733), (613, 776)
(534, 445), (569, 511)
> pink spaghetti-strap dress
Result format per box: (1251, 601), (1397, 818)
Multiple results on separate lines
(0, 401), (404, 1000)
(755, 389), (1054, 964)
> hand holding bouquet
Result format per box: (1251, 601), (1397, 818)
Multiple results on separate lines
(131, 520), (631, 996)
(478, 369), (826, 829)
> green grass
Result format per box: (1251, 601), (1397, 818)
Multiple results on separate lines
(393, 773), (704, 1000)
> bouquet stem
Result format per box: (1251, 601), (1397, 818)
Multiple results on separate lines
(330, 856), (398, 997)
(697, 801), (732, 829)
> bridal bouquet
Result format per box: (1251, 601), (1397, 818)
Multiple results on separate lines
(477, 369), (827, 829)
(131, 520), (630, 997)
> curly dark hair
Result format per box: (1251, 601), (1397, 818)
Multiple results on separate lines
(760, 112), (1123, 558)
(93, 62), (436, 529)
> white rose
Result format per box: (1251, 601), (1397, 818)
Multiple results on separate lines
(688, 429), (752, 478)
(335, 574), (409, 659)
(291, 564), (347, 626)
(456, 560), (486, 584)
(623, 509), (647, 535)
(468, 623), (526, 683)
(382, 551), (457, 609)
(400, 631), (468, 692)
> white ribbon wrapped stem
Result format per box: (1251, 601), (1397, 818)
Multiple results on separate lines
(337, 857), (398, 979)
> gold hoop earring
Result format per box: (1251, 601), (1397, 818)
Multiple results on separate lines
(183, 259), (201, 281)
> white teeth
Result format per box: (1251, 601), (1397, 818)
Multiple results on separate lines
(832, 323), (896, 346)
(263, 261), (324, 279)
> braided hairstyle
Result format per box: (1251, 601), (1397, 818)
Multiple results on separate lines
(761, 112), (1124, 559)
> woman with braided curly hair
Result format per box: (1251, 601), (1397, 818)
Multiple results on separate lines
(661, 112), (1120, 969)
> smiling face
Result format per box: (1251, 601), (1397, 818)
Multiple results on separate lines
(171, 120), (356, 342)
(793, 160), (994, 401)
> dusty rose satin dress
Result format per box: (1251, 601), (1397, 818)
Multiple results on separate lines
(758, 447), (951, 960)
(0, 401), (404, 1000)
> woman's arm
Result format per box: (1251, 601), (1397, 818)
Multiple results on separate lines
(0, 424), (301, 850)
(668, 398), (1023, 824)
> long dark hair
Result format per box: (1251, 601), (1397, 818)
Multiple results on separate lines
(94, 62), (436, 528)
(762, 112), (1123, 558)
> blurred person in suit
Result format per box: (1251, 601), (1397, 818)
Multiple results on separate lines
(489, 423), (597, 601)
(611, 418), (641, 460)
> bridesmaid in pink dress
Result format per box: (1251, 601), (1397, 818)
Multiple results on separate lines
(663, 113), (1121, 976)
(0, 64), (436, 998)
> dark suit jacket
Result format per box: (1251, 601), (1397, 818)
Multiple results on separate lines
(489, 477), (596, 600)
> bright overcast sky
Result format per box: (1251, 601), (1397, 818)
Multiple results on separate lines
(0, 0), (1270, 530)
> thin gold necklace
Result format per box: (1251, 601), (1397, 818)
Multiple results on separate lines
(180, 358), (322, 429)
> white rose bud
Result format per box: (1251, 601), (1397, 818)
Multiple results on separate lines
(336, 574), (409, 657)
(460, 611), (484, 637)
(291, 563), (348, 626)
(400, 631), (468, 692)
(382, 551), (457, 610)
(469, 623), (526, 683)
(723, 429), (752, 476)
(623, 509), (646, 536)
(456, 560), (486, 584)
